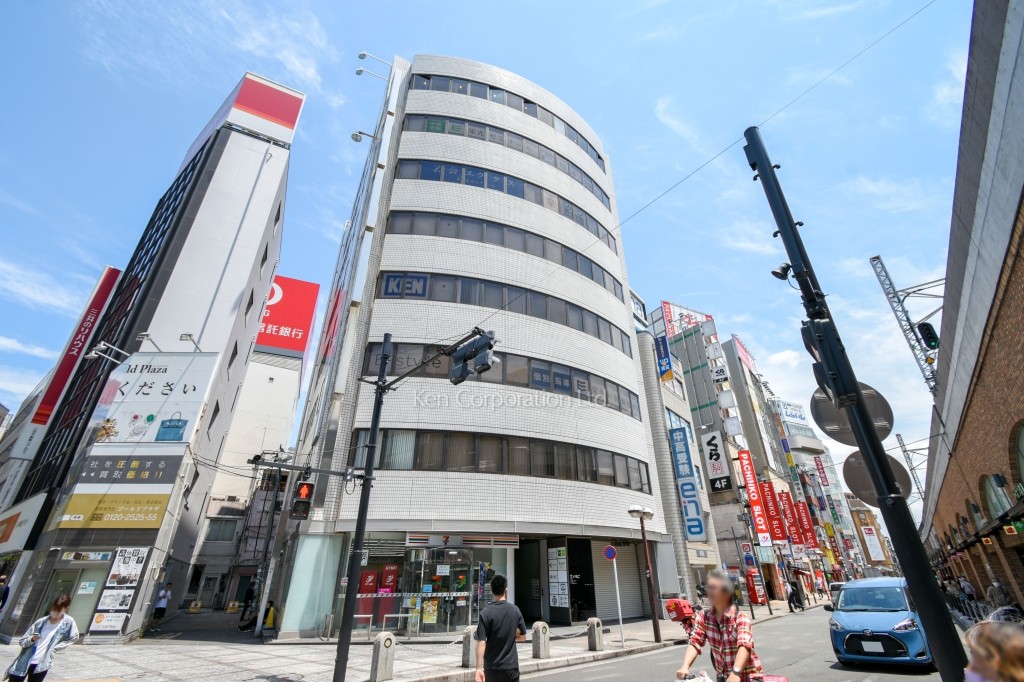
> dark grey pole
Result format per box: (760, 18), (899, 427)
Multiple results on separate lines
(638, 516), (662, 643)
(743, 126), (966, 682)
(334, 333), (391, 681)
(258, 464), (281, 590)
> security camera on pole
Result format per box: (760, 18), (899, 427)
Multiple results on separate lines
(742, 126), (966, 681)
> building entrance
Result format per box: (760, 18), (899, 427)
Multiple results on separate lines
(567, 538), (595, 622)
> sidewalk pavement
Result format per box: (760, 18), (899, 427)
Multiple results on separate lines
(2, 601), (816, 682)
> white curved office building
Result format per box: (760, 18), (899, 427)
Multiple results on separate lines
(279, 56), (675, 638)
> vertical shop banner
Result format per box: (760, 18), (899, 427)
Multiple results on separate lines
(32, 266), (121, 427)
(737, 450), (771, 546)
(829, 536), (844, 565)
(654, 336), (674, 382)
(701, 430), (733, 491)
(669, 428), (706, 542)
(813, 456), (830, 486)
(379, 564), (399, 594)
(778, 491), (805, 556)
(861, 526), (887, 561)
(759, 482), (787, 542)
(795, 502), (820, 549)
(255, 275), (320, 357)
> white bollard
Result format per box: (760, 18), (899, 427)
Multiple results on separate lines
(532, 621), (550, 659)
(461, 625), (476, 668)
(587, 617), (604, 651)
(369, 631), (396, 681)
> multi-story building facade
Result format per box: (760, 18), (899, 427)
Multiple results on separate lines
(279, 55), (672, 638)
(187, 275), (318, 609)
(632, 293), (720, 599)
(847, 494), (895, 575)
(0, 73), (305, 643)
(920, 0), (1024, 607)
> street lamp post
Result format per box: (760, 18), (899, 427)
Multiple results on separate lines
(628, 506), (662, 643)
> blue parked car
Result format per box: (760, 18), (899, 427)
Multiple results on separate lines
(827, 577), (934, 669)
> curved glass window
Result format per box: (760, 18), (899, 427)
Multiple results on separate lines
(362, 343), (641, 421)
(351, 428), (650, 494)
(410, 74), (606, 174)
(404, 115), (611, 209)
(376, 271), (632, 357)
(386, 212), (624, 301)
(983, 475), (1013, 518)
(396, 158), (617, 254)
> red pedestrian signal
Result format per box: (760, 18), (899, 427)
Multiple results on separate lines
(290, 481), (314, 520)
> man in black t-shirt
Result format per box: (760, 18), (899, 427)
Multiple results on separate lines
(475, 574), (528, 682)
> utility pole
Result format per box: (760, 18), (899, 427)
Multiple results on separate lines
(333, 328), (493, 681)
(743, 126), (966, 681)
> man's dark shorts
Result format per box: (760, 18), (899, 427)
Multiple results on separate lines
(484, 669), (520, 682)
(154, 607), (166, 618)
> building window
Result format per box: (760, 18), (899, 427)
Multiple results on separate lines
(382, 430), (415, 470)
(228, 343), (238, 373)
(983, 475), (1013, 518)
(361, 343), (640, 420)
(394, 159), (616, 254)
(448, 433), (476, 472)
(409, 74), (606, 175)
(244, 290), (254, 320)
(206, 519), (237, 542)
(478, 436), (504, 473)
(207, 401), (220, 435)
(415, 432), (445, 470)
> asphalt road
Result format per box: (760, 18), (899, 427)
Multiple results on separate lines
(525, 607), (942, 682)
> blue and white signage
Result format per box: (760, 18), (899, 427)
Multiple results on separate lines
(655, 335), (674, 383)
(382, 273), (428, 298)
(669, 428), (707, 542)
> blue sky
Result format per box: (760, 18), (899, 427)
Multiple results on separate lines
(0, 0), (969, 487)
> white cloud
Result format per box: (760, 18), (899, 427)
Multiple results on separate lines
(0, 190), (38, 216)
(0, 258), (89, 317)
(927, 50), (967, 130)
(78, 0), (341, 98)
(843, 176), (936, 213)
(718, 218), (782, 255)
(0, 366), (44, 407)
(0, 336), (59, 360)
(654, 97), (715, 158)
(770, 0), (867, 21)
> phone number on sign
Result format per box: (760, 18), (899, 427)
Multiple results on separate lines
(90, 514), (159, 522)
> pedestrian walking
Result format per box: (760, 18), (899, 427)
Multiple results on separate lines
(474, 574), (527, 682)
(676, 568), (764, 682)
(814, 576), (826, 599)
(785, 581), (803, 612)
(987, 580), (1012, 608)
(6, 595), (79, 682)
(961, 575), (977, 601)
(151, 582), (172, 631)
(964, 620), (1024, 681)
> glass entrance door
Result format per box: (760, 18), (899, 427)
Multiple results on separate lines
(41, 570), (80, 620)
(407, 549), (473, 634)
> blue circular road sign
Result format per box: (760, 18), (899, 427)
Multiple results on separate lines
(603, 545), (617, 561)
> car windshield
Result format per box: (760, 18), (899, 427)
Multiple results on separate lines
(836, 586), (908, 612)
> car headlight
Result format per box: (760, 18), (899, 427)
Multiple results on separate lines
(893, 617), (919, 632)
(829, 618), (845, 632)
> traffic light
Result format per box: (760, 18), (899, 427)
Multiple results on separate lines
(289, 481), (314, 520)
(449, 331), (496, 385)
(801, 319), (858, 408)
(917, 322), (939, 350)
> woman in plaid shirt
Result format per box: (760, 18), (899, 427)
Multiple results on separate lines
(676, 569), (764, 681)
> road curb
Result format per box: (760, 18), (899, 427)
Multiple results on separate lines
(414, 640), (687, 682)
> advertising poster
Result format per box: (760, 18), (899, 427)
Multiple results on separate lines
(380, 564), (399, 594)
(106, 547), (149, 587)
(758, 482), (787, 542)
(777, 491), (805, 556)
(359, 570), (378, 594)
(89, 612), (128, 633)
(737, 450), (772, 546)
(669, 428), (707, 542)
(59, 493), (170, 529)
(701, 431), (733, 491)
(795, 501), (820, 549)
(814, 456), (830, 486)
(861, 526), (887, 561)
(654, 336), (674, 382)
(422, 599), (439, 624)
(255, 275), (320, 357)
(97, 589), (135, 611)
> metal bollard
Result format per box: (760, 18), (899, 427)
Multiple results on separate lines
(586, 617), (604, 651)
(369, 631), (396, 682)
(461, 626), (476, 668)
(532, 621), (550, 659)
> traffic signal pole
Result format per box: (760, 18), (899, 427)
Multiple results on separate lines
(743, 126), (966, 681)
(333, 327), (489, 681)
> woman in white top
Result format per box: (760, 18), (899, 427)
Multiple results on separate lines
(8, 595), (79, 682)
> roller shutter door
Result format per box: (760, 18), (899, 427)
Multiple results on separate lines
(591, 540), (645, 620)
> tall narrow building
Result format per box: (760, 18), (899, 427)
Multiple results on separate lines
(280, 56), (673, 637)
(0, 73), (304, 642)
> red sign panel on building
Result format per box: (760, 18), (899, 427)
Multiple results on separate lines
(32, 266), (121, 426)
(777, 491), (802, 547)
(256, 275), (320, 357)
(814, 456), (830, 486)
(795, 501), (821, 549)
(759, 482), (787, 542)
(737, 450), (772, 546)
